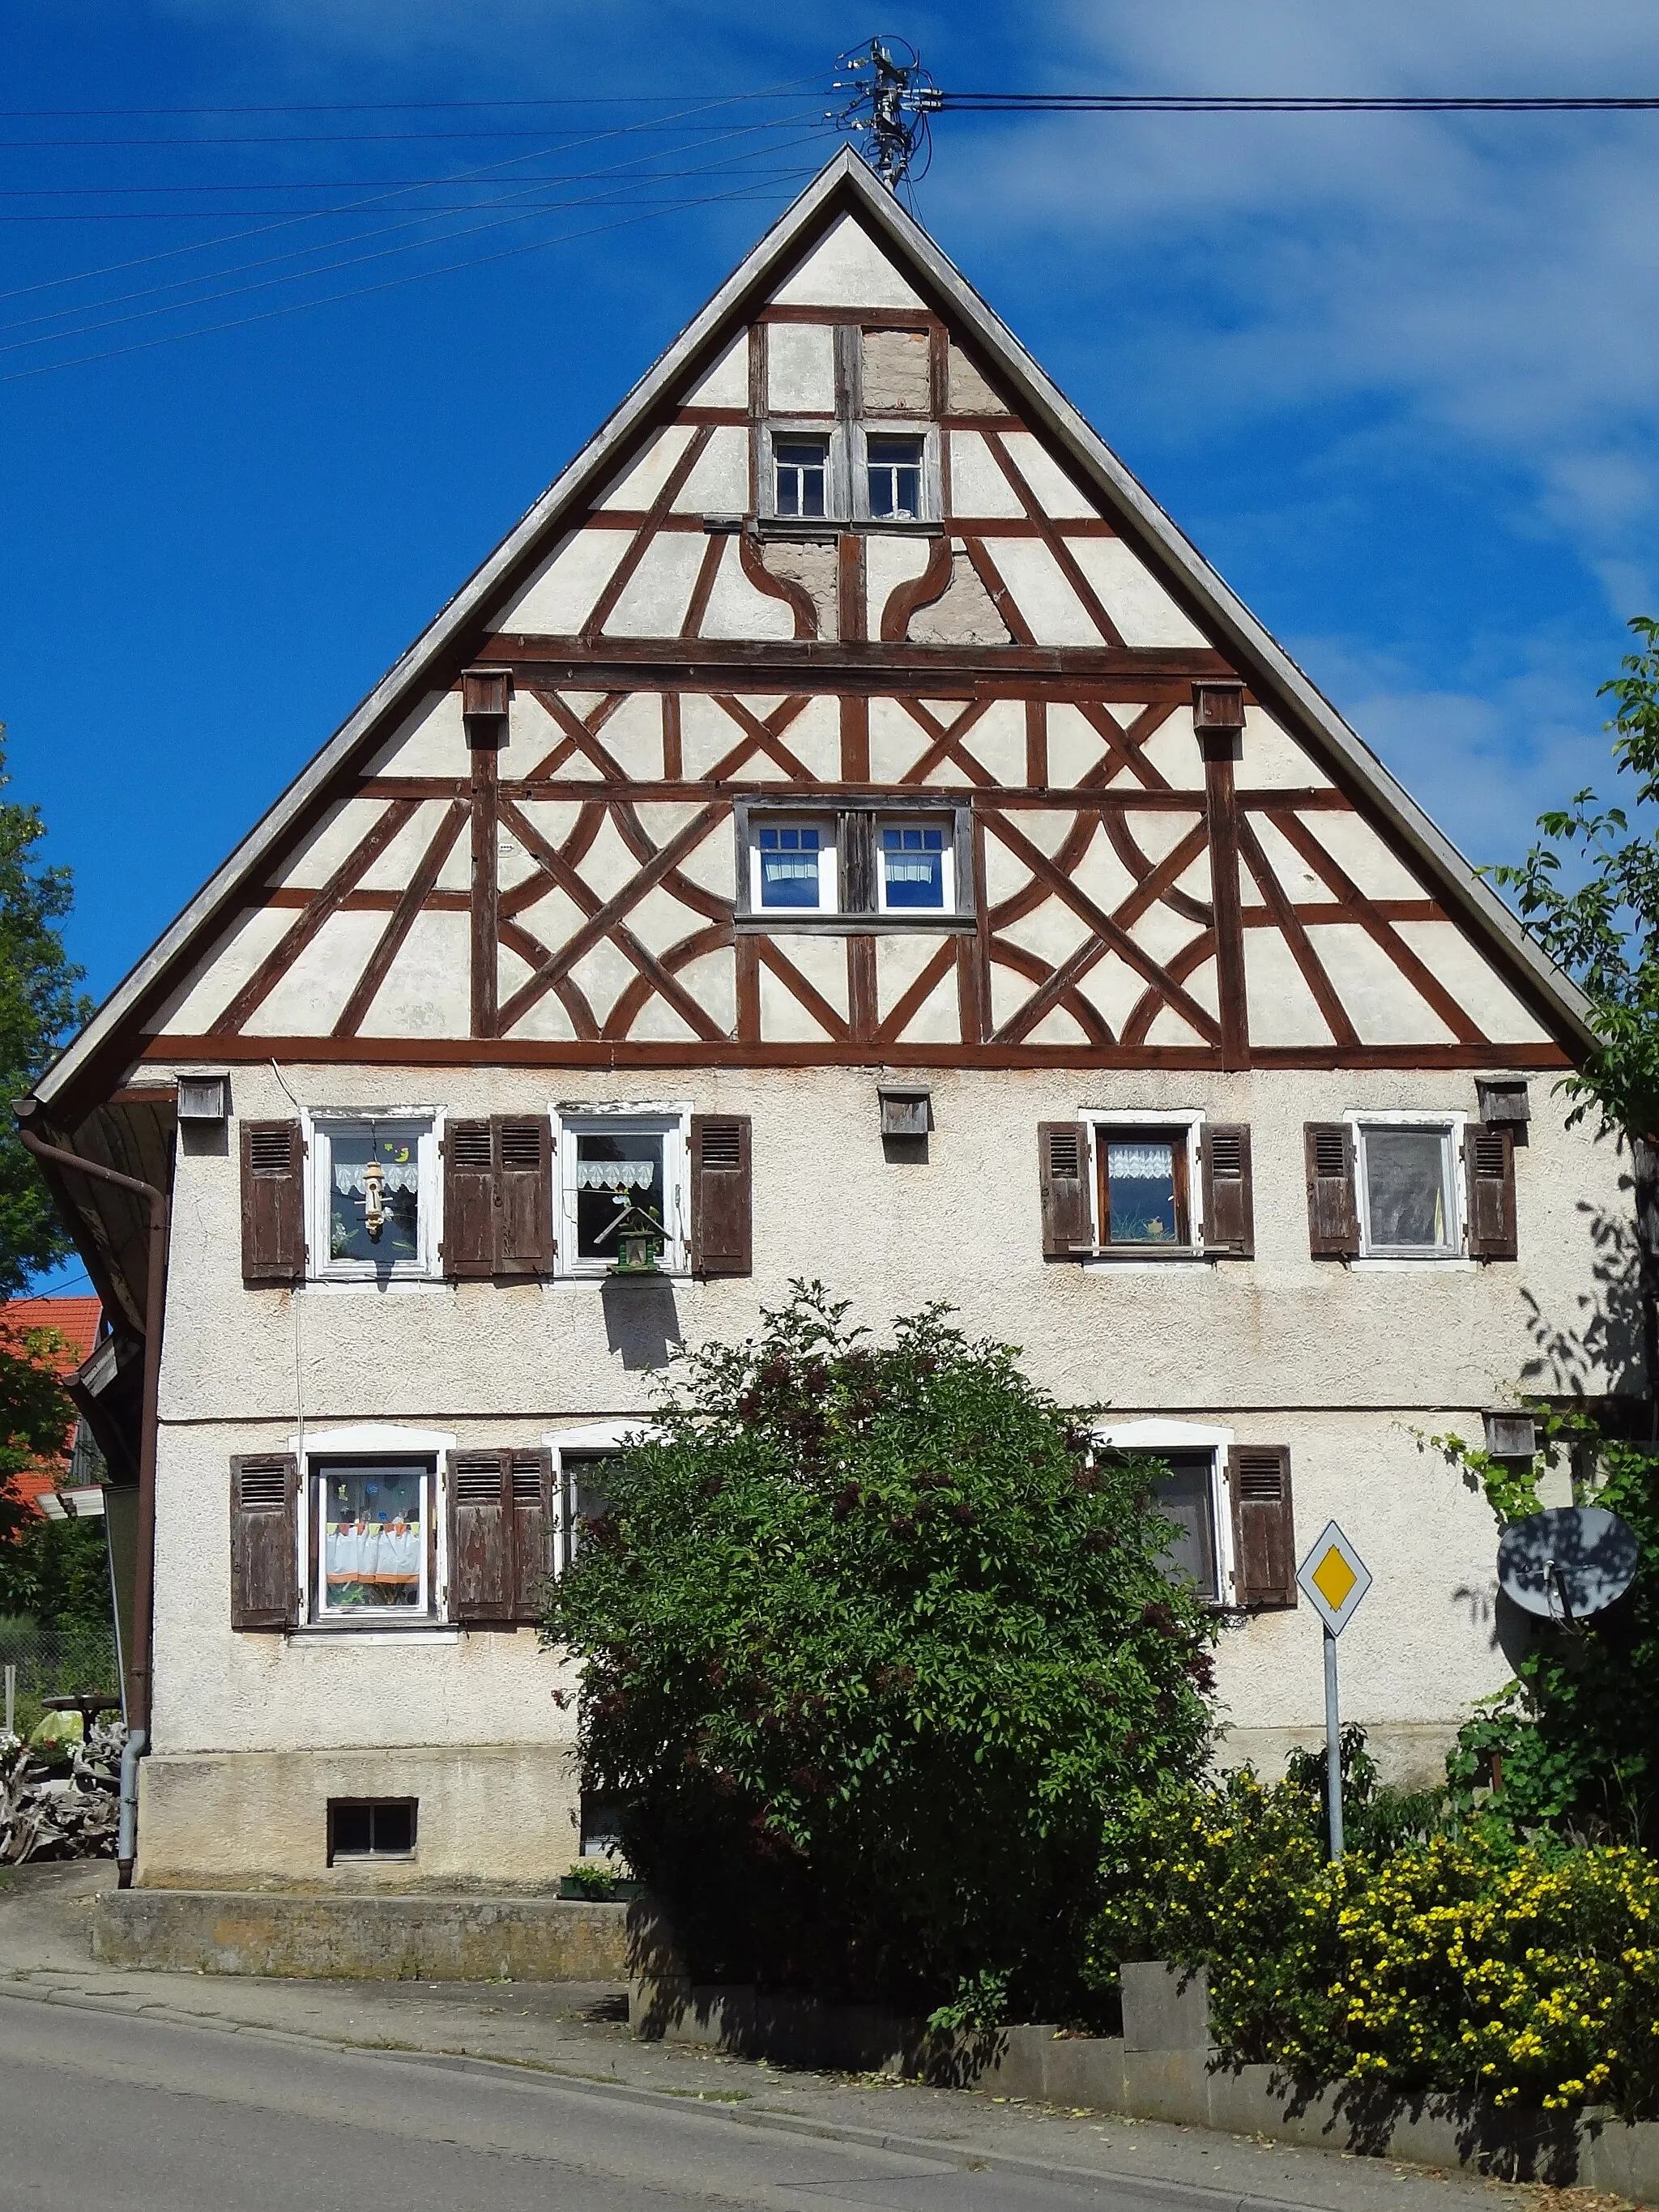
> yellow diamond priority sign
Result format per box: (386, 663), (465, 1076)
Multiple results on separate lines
(1297, 1519), (1371, 1637)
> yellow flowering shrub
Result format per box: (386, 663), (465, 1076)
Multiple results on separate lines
(1091, 1771), (1659, 2118)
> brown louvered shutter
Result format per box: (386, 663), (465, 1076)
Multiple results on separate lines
(1465, 1122), (1517, 1260)
(1038, 1123), (1092, 1258)
(509, 1447), (554, 1622)
(1229, 1445), (1296, 1609)
(447, 1449), (514, 1622)
(497, 1115), (554, 1276)
(443, 1119), (495, 1278)
(230, 1453), (298, 1629)
(241, 1120), (305, 1284)
(1304, 1123), (1358, 1258)
(691, 1115), (752, 1276)
(1201, 1124), (1254, 1257)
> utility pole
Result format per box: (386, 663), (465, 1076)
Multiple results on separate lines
(832, 37), (938, 192)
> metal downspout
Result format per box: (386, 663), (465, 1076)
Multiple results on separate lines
(14, 1103), (168, 1890)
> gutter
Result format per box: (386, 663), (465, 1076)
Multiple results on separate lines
(13, 1102), (168, 1889)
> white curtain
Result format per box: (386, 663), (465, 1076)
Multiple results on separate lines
(1107, 1143), (1174, 1180)
(576, 1160), (656, 1191)
(334, 1161), (420, 1195)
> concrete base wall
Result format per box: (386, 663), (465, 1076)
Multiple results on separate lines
(92, 1890), (628, 1981)
(136, 1744), (582, 1890)
(627, 1964), (1659, 2205)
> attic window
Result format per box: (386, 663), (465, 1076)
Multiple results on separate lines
(774, 438), (829, 519)
(866, 434), (924, 522)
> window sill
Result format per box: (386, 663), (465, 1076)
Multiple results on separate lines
(1350, 1255), (1478, 1272)
(750, 518), (945, 539)
(288, 1624), (460, 1644)
(733, 914), (975, 936)
(1081, 1249), (1218, 1269)
(302, 1276), (450, 1296)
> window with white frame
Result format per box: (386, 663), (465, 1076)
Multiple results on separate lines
(865, 433), (925, 521)
(877, 822), (953, 913)
(736, 801), (970, 929)
(559, 1451), (616, 1571)
(1085, 1117), (1202, 1253)
(774, 437), (830, 519)
(558, 1111), (689, 1275)
(1094, 1424), (1228, 1604)
(310, 1115), (439, 1280)
(752, 819), (838, 913)
(310, 1456), (434, 1622)
(1355, 1119), (1460, 1258)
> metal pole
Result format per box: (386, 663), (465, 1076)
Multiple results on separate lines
(1324, 1625), (1344, 1858)
(4, 1663), (14, 1738)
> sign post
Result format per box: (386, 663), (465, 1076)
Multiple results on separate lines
(1295, 1520), (1372, 1859)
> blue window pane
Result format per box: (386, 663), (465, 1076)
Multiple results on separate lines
(759, 824), (824, 908)
(881, 824), (945, 909)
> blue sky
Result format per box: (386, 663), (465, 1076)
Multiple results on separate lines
(6, 0), (1659, 1029)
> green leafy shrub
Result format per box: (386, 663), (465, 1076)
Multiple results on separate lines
(546, 1285), (1218, 2020)
(1425, 1401), (1659, 1845)
(1090, 1762), (1659, 2117)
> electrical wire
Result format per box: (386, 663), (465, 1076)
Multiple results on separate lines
(0, 76), (823, 306)
(0, 171), (825, 383)
(926, 92), (1659, 113)
(0, 120), (828, 342)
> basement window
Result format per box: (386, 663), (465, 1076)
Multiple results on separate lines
(327, 1798), (416, 1862)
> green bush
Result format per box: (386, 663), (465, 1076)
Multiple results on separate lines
(1090, 1760), (1659, 2117)
(546, 1285), (1218, 2020)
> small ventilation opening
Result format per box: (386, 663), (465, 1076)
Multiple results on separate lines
(500, 1120), (543, 1167)
(1047, 1131), (1081, 1179)
(450, 1123), (493, 1170)
(328, 1798), (416, 1862)
(248, 1128), (293, 1175)
(1235, 1453), (1286, 1502)
(1312, 1129), (1347, 1178)
(1473, 1133), (1507, 1178)
(238, 1461), (288, 1510)
(453, 1453), (504, 1504)
(700, 1123), (742, 1171)
(510, 1453), (545, 1503)
(1209, 1130), (1243, 1178)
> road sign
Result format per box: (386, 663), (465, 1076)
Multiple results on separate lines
(1297, 1519), (1371, 1638)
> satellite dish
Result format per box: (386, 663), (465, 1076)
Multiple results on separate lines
(1496, 1505), (1639, 1622)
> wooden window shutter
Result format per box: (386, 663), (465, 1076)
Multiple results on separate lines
(691, 1115), (752, 1276)
(1201, 1123), (1254, 1257)
(443, 1119), (496, 1278)
(1038, 1123), (1092, 1258)
(241, 1120), (305, 1284)
(496, 1115), (555, 1276)
(509, 1447), (555, 1623)
(447, 1450), (514, 1622)
(1304, 1123), (1358, 1259)
(1465, 1122), (1517, 1260)
(229, 1453), (298, 1630)
(1228, 1446), (1296, 1609)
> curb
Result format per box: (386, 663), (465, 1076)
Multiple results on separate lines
(0, 1978), (1343, 2212)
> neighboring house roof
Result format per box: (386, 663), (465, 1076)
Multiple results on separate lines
(30, 147), (1594, 1117)
(1, 1297), (103, 1515)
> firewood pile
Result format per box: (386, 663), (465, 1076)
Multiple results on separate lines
(0, 1722), (122, 1863)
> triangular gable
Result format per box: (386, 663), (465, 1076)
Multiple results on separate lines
(36, 148), (1592, 1112)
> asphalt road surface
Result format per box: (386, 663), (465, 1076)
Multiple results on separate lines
(0, 1998), (1273, 2212)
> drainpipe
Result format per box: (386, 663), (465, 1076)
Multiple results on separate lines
(14, 1102), (168, 1890)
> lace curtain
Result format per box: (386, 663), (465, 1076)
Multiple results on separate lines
(1107, 1142), (1175, 1181)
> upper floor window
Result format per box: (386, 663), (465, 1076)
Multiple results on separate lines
(1357, 1123), (1456, 1257)
(736, 800), (970, 931)
(1098, 1128), (1191, 1250)
(1038, 1117), (1254, 1262)
(313, 1115), (438, 1281)
(866, 433), (924, 522)
(558, 1110), (689, 1276)
(774, 437), (829, 519)
(755, 820), (836, 912)
(879, 824), (950, 913)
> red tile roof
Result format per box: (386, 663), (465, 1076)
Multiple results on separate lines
(1, 1298), (104, 1514)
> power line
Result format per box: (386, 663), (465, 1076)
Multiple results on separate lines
(927, 92), (1659, 113)
(0, 94), (820, 118)
(1, 173), (823, 383)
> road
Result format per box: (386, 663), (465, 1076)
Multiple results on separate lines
(0, 1996), (1249, 2212)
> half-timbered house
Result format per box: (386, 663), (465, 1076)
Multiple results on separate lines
(24, 151), (1630, 1890)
